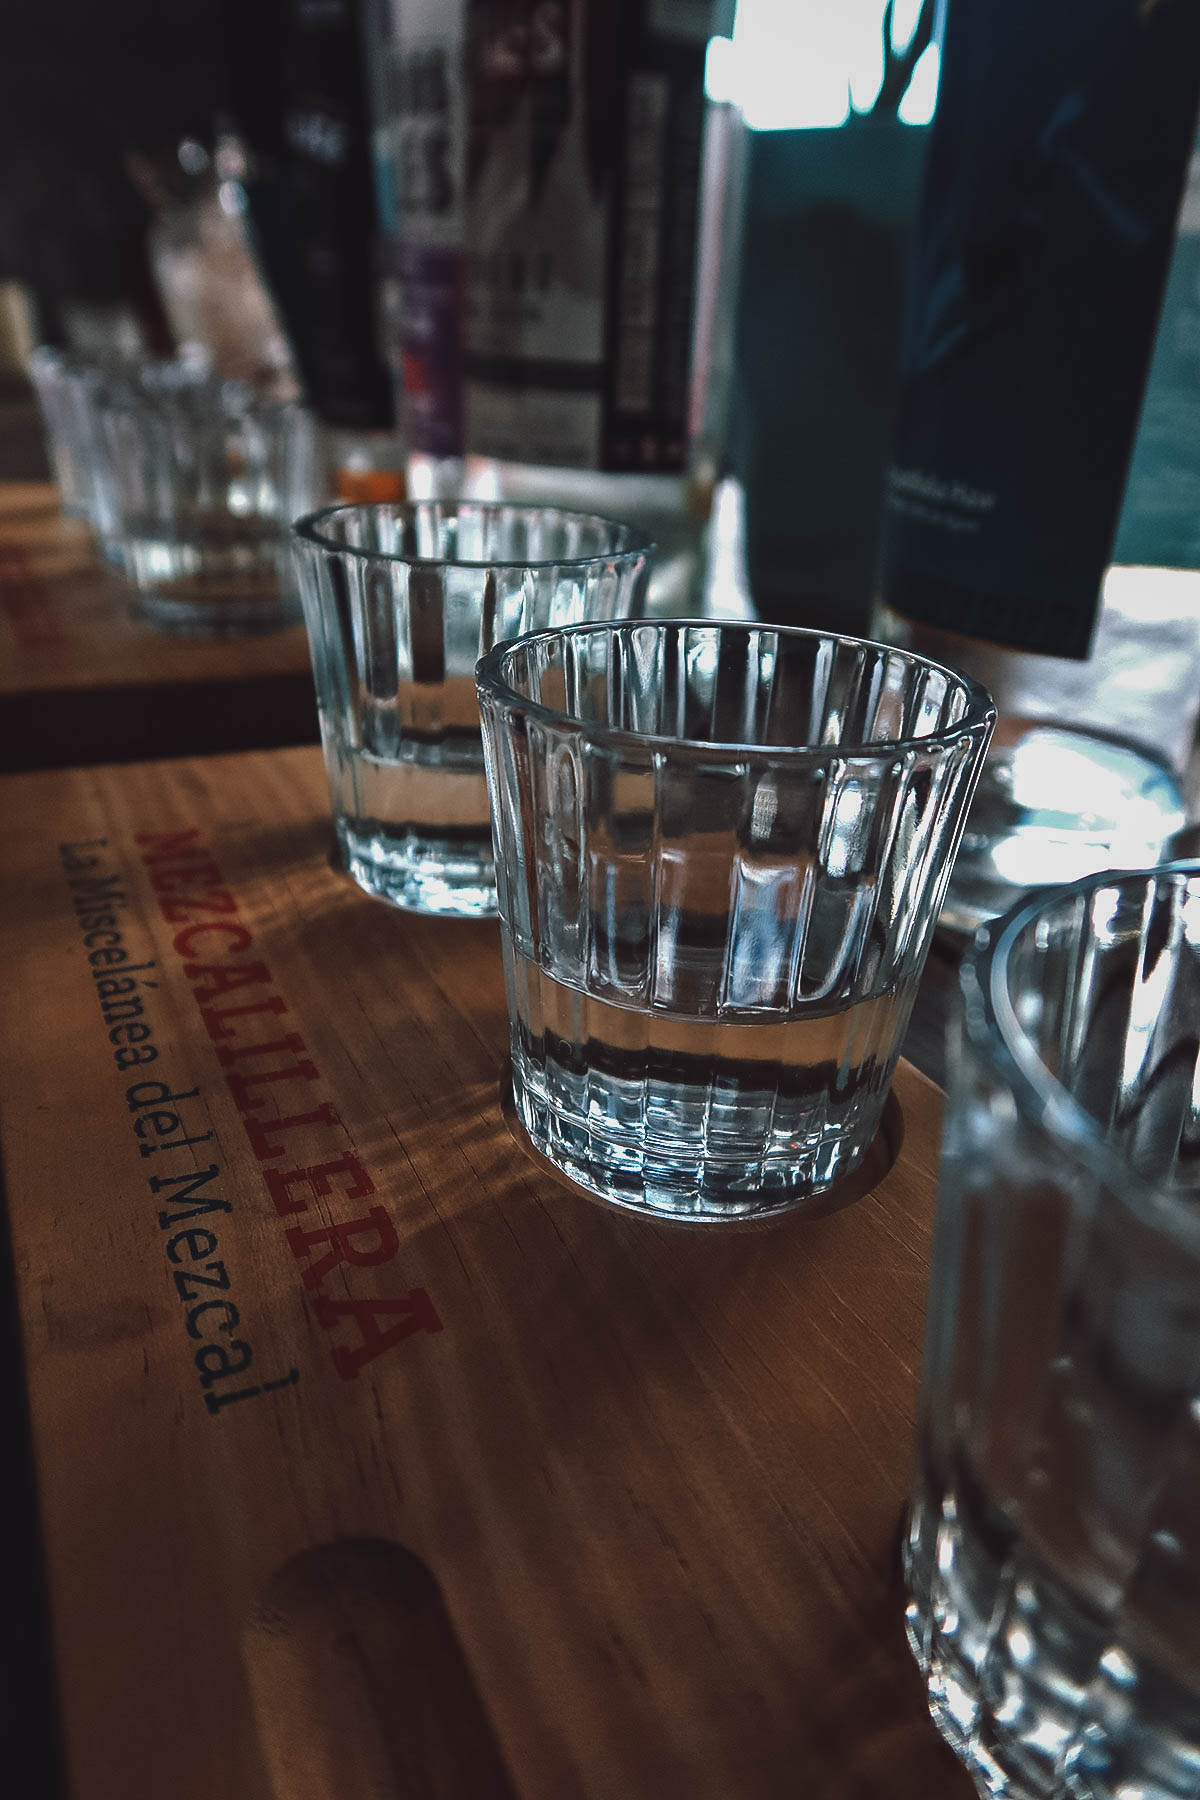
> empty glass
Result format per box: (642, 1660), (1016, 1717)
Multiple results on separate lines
(476, 621), (995, 1222)
(28, 346), (102, 522)
(905, 861), (1200, 1799)
(92, 363), (317, 634)
(292, 503), (652, 917)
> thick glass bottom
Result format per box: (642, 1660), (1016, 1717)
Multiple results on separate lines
(509, 1032), (888, 1225)
(904, 1482), (1200, 1800)
(134, 588), (301, 638)
(337, 817), (498, 918)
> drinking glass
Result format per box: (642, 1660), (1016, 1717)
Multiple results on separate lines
(93, 363), (317, 633)
(476, 621), (994, 1222)
(292, 503), (652, 917)
(28, 346), (100, 522)
(905, 860), (1200, 1799)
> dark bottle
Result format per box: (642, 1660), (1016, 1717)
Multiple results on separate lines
(873, 0), (1200, 931)
(218, 0), (405, 499)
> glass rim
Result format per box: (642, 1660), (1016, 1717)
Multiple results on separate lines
(292, 500), (657, 572)
(474, 618), (996, 760)
(961, 859), (1200, 1210)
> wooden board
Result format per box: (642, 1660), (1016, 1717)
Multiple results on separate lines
(0, 484), (318, 770)
(0, 743), (972, 1799)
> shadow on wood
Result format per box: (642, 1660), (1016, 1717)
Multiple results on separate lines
(245, 1539), (517, 1800)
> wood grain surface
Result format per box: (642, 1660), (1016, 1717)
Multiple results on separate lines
(0, 743), (973, 1799)
(0, 483), (318, 770)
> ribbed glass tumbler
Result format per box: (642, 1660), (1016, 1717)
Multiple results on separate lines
(28, 346), (96, 520)
(29, 348), (139, 561)
(476, 621), (995, 1222)
(905, 862), (1200, 1800)
(293, 504), (652, 917)
(93, 363), (318, 634)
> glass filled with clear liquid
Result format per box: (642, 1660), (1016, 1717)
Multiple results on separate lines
(476, 620), (994, 1222)
(293, 503), (651, 916)
(906, 861), (1200, 1798)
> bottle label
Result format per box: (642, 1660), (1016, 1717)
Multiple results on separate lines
(378, 0), (470, 457)
(378, 0), (710, 468)
(878, 0), (1200, 659)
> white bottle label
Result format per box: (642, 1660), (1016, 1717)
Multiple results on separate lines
(379, 0), (711, 467)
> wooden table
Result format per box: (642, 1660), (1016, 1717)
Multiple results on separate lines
(0, 743), (972, 1799)
(0, 483), (318, 771)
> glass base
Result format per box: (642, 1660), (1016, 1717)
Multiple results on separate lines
(337, 819), (498, 919)
(133, 590), (302, 638)
(904, 1480), (1200, 1800)
(940, 727), (1186, 935)
(507, 1049), (896, 1225)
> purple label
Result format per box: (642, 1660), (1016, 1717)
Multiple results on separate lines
(399, 243), (465, 459)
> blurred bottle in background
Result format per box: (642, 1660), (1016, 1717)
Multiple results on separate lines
(725, 0), (937, 636)
(873, 0), (1200, 931)
(366, 0), (741, 613)
(0, 1), (223, 367)
(134, 133), (300, 396)
(217, 0), (405, 499)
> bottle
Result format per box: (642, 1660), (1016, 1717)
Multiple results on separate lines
(872, 0), (1200, 932)
(366, 0), (741, 612)
(217, 0), (405, 499)
(142, 134), (300, 397)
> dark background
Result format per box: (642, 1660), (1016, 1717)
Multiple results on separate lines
(0, 3), (223, 347)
